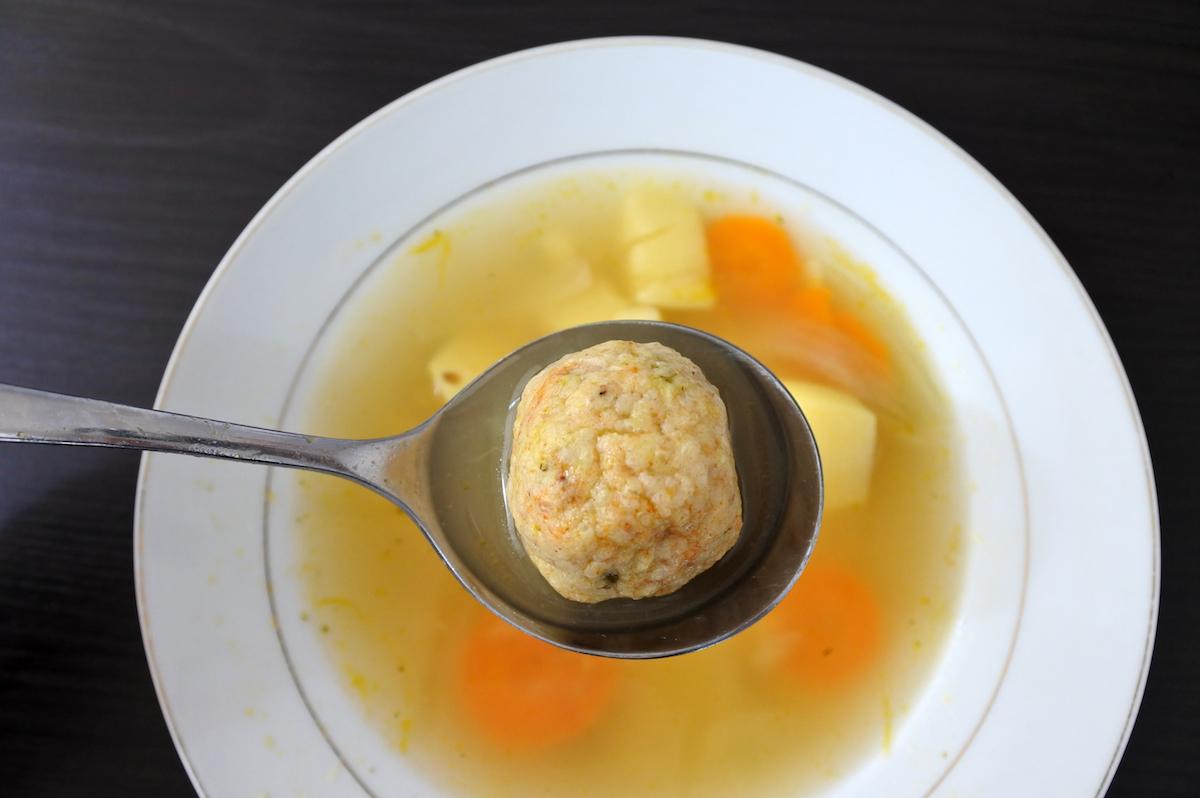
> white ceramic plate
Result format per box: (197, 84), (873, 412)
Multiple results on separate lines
(135, 38), (1158, 797)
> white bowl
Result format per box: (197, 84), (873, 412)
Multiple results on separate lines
(135, 37), (1157, 797)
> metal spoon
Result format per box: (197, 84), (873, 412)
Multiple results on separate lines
(0, 320), (821, 658)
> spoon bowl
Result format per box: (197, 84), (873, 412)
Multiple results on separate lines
(0, 321), (821, 658)
(417, 321), (823, 657)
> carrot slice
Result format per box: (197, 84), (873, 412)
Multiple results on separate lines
(832, 310), (889, 366)
(459, 614), (618, 749)
(706, 215), (804, 311)
(707, 213), (889, 373)
(792, 285), (835, 325)
(768, 561), (882, 686)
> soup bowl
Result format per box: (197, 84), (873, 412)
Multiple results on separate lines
(136, 37), (1157, 797)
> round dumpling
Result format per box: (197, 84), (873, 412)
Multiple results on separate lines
(507, 340), (742, 602)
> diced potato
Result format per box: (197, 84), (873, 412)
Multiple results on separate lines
(504, 228), (595, 320)
(782, 380), (877, 511)
(429, 323), (538, 402)
(622, 186), (716, 309)
(541, 282), (661, 332)
(535, 229), (593, 300)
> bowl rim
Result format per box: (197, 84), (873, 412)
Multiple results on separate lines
(133, 35), (1160, 798)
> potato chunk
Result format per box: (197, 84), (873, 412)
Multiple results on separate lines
(542, 282), (661, 332)
(783, 380), (877, 510)
(429, 323), (538, 402)
(622, 187), (716, 309)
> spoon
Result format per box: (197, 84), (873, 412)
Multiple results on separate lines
(0, 320), (822, 658)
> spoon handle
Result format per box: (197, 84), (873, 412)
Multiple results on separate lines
(0, 383), (355, 476)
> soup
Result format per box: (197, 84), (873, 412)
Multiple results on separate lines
(290, 168), (964, 797)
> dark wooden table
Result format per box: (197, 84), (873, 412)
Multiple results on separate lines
(1, 1), (1196, 795)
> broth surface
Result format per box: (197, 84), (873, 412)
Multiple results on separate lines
(291, 168), (964, 797)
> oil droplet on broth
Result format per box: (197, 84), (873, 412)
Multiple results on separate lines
(292, 167), (966, 797)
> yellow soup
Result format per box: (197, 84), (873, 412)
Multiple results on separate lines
(291, 167), (964, 797)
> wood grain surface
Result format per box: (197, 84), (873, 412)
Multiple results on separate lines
(1, 1), (1196, 795)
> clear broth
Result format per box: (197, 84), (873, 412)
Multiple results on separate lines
(291, 168), (964, 797)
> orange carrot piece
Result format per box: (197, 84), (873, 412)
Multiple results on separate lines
(792, 285), (835, 325)
(706, 215), (804, 310)
(459, 614), (618, 750)
(832, 310), (889, 366)
(707, 213), (889, 372)
(768, 561), (882, 686)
